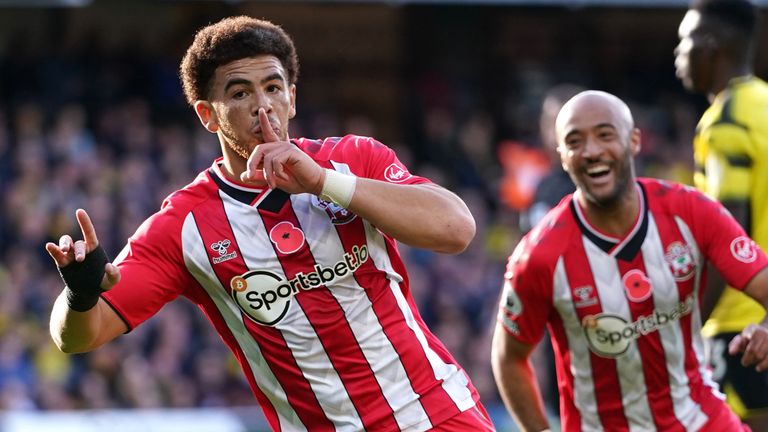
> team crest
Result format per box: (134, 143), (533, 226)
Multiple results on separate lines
(573, 285), (598, 308)
(312, 196), (357, 225)
(731, 236), (758, 263)
(664, 241), (695, 281)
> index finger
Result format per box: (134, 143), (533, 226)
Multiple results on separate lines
(76, 208), (100, 249)
(259, 108), (280, 143)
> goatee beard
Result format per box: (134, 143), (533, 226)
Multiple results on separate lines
(228, 141), (251, 160)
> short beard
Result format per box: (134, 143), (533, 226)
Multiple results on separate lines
(579, 153), (634, 208)
(219, 123), (252, 160)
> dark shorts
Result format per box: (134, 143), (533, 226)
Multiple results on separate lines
(709, 332), (768, 416)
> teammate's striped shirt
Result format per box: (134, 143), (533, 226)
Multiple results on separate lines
(499, 178), (766, 431)
(103, 135), (481, 431)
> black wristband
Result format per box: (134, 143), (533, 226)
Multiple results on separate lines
(58, 245), (109, 312)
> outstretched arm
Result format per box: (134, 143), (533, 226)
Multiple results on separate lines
(491, 323), (551, 432)
(241, 109), (475, 254)
(46, 209), (127, 353)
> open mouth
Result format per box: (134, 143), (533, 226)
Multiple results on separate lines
(586, 164), (611, 180)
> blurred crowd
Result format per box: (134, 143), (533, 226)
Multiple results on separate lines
(0, 8), (707, 428)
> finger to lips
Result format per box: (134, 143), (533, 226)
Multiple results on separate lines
(259, 109), (279, 142)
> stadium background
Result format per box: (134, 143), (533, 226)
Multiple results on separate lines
(0, 0), (767, 431)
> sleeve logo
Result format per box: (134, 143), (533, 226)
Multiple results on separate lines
(384, 163), (412, 183)
(730, 236), (757, 263)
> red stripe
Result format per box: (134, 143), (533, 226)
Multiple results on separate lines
(192, 200), (334, 431)
(259, 205), (399, 431)
(185, 277), (282, 430)
(335, 217), (462, 425)
(650, 209), (727, 420)
(616, 254), (685, 432)
(562, 239), (630, 432)
(548, 313), (582, 432)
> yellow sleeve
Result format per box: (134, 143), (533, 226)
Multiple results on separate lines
(701, 123), (754, 201)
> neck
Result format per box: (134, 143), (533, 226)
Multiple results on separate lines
(708, 63), (752, 102)
(578, 183), (640, 238)
(219, 143), (268, 188)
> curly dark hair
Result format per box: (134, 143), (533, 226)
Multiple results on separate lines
(180, 16), (299, 105)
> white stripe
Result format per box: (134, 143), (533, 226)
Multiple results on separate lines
(644, 216), (708, 431)
(220, 194), (363, 431)
(364, 213), (476, 426)
(552, 258), (601, 432)
(583, 238), (655, 431)
(290, 191), (430, 430)
(181, 212), (305, 432)
(676, 216), (723, 401)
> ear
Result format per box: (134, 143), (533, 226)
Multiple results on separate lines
(194, 101), (219, 133)
(629, 128), (642, 156)
(288, 84), (297, 119)
(558, 146), (570, 173)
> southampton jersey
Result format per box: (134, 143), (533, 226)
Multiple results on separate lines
(102, 135), (480, 431)
(499, 178), (767, 432)
(694, 76), (768, 336)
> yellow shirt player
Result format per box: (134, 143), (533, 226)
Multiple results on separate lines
(676, 0), (768, 429)
(695, 76), (768, 339)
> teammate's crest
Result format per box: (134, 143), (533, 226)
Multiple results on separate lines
(730, 236), (758, 263)
(573, 285), (598, 308)
(269, 222), (305, 254)
(312, 196), (357, 225)
(664, 241), (695, 281)
(622, 269), (652, 302)
(384, 163), (412, 183)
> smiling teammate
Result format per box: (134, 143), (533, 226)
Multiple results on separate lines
(45, 17), (494, 431)
(491, 90), (768, 431)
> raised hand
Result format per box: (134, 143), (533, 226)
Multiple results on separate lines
(45, 209), (120, 292)
(240, 108), (325, 195)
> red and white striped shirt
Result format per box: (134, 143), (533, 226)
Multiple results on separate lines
(500, 178), (766, 432)
(103, 135), (480, 431)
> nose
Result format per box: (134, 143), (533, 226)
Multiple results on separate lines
(251, 91), (272, 116)
(582, 135), (604, 159)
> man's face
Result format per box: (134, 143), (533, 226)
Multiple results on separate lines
(200, 55), (296, 160)
(675, 10), (715, 93)
(557, 98), (639, 208)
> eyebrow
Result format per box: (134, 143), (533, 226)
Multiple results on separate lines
(223, 73), (286, 93)
(564, 123), (617, 138)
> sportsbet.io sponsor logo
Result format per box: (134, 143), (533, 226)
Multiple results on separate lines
(582, 295), (694, 358)
(230, 245), (369, 326)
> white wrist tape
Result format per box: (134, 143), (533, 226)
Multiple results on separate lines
(319, 169), (357, 208)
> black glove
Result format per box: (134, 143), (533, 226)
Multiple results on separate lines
(58, 245), (109, 312)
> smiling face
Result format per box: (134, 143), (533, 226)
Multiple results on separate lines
(194, 55), (296, 165)
(556, 91), (640, 208)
